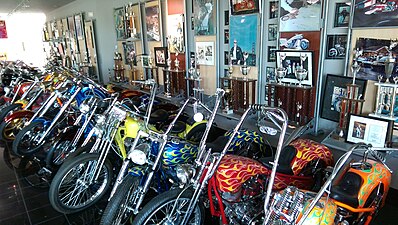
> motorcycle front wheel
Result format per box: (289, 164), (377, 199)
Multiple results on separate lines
(100, 175), (140, 225)
(133, 188), (204, 225)
(48, 153), (113, 214)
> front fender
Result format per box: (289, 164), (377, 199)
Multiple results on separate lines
(4, 110), (35, 123)
(128, 166), (146, 177)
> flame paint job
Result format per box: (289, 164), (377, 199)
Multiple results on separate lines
(299, 196), (337, 225)
(225, 129), (267, 155)
(162, 141), (198, 166)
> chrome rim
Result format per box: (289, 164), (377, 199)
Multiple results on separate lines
(112, 178), (140, 225)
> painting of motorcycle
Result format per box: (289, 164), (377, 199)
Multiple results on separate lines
(276, 50), (313, 86)
(326, 35), (347, 59)
(280, 0), (322, 32)
(334, 3), (350, 27)
(194, 0), (215, 35)
(354, 37), (398, 81)
(230, 0), (260, 15)
(353, 0), (398, 27)
(145, 4), (161, 41)
(229, 14), (257, 66)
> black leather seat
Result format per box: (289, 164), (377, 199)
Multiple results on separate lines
(258, 145), (297, 175)
(170, 121), (186, 134)
(149, 109), (169, 124)
(330, 172), (362, 208)
(206, 135), (229, 153)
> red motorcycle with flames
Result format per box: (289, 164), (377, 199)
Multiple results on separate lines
(133, 105), (333, 225)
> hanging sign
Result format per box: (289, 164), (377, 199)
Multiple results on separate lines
(0, 20), (8, 39)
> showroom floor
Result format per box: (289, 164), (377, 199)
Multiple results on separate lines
(0, 144), (397, 225)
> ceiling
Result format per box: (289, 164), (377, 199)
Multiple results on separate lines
(0, 0), (76, 14)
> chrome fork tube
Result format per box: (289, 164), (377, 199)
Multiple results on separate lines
(25, 89), (43, 109)
(72, 105), (98, 147)
(109, 159), (131, 200)
(20, 80), (38, 100)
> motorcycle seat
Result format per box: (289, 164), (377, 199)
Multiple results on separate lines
(330, 172), (362, 208)
(206, 135), (230, 153)
(149, 109), (169, 124)
(258, 145), (297, 175)
(170, 120), (186, 134)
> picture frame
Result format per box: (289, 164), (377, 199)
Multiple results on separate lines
(145, 4), (161, 41)
(353, 0), (398, 28)
(230, 0), (260, 15)
(325, 35), (347, 60)
(141, 55), (151, 68)
(224, 51), (229, 65)
(230, 15), (258, 66)
(114, 7), (126, 40)
(266, 66), (276, 83)
(269, 1), (278, 19)
(194, 0), (216, 35)
(74, 14), (84, 40)
(224, 10), (229, 26)
(320, 74), (367, 122)
(276, 50), (313, 86)
(279, 0), (321, 32)
(196, 41), (215, 65)
(346, 114), (393, 147)
(67, 16), (76, 39)
(267, 46), (277, 62)
(268, 24), (277, 41)
(224, 29), (229, 44)
(334, 3), (350, 28)
(154, 47), (168, 67)
(123, 42), (137, 65)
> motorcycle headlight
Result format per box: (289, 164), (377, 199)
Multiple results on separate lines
(95, 115), (106, 125)
(176, 164), (195, 184)
(79, 103), (90, 114)
(128, 143), (150, 165)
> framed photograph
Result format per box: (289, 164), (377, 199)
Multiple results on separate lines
(268, 24), (278, 41)
(154, 47), (168, 67)
(224, 10), (229, 26)
(74, 14), (84, 40)
(194, 0), (215, 35)
(123, 42), (137, 65)
(230, 15), (257, 66)
(224, 29), (229, 44)
(266, 66), (276, 83)
(334, 3), (350, 27)
(276, 50), (313, 86)
(325, 35), (347, 60)
(230, 0), (259, 15)
(167, 14), (185, 53)
(145, 4), (161, 41)
(141, 55), (151, 68)
(114, 7), (126, 40)
(0, 20), (8, 39)
(280, 0), (321, 32)
(353, 0), (398, 28)
(320, 74), (367, 122)
(267, 46), (277, 62)
(269, 1), (278, 19)
(224, 51), (229, 65)
(346, 114), (393, 147)
(196, 41), (214, 65)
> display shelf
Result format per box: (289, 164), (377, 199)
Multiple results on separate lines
(220, 77), (257, 114)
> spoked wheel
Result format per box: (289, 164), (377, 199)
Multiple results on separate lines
(0, 115), (30, 142)
(133, 189), (204, 225)
(100, 175), (140, 225)
(48, 153), (113, 214)
(46, 140), (72, 167)
(12, 121), (47, 156)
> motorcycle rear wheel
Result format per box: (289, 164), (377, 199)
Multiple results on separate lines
(0, 103), (22, 124)
(12, 121), (47, 156)
(48, 153), (113, 214)
(100, 175), (140, 225)
(133, 188), (204, 225)
(0, 116), (29, 142)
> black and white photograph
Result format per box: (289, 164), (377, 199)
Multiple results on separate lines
(154, 47), (168, 67)
(269, 1), (279, 19)
(276, 50), (313, 85)
(334, 3), (350, 27)
(352, 121), (366, 140)
(224, 29), (229, 44)
(326, 35), (347, 59)
(266, 66), (276, 83)
(268, 46), (277, 62)
(194, 0), (215, 35)
(268, 24), (278, 41)
(196, 41), (215, 65)
(123, 42), (137, 65)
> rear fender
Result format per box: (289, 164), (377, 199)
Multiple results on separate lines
(4, 110), (35, 123)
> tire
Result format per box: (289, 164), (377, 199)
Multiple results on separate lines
(100, 175), (140, 225)
(0, 103), (22, 123)
(48, 153), (113, 214)
(12, 121), (47, 156)
(0, 114), (32, 142)
(133, 188), (204, 225)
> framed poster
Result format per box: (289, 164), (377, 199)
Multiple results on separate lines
(325, 35), (347, 60)
(334, 3), (350, 27)
(276, 50), (313, 86)
(230, 14), (257, 66)
(167, 14), (185, 53)
(320, 74), (367, 122)
(123, 42), (137, 65)
(194, 0), (215, 35)
(230, 0), (260, 15)
(196, 41), (214, 65)
(114, 7), (126, 40)
(141, 55), (151, 68)
(353, 0), (398, 28)
(280, 0), (321, 32)
(146, 4), (161, 41)
(154, 47), (168, 67)
(346, 114), (392, 147)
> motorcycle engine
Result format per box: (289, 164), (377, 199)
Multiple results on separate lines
(222, 176), (266, 225)
(265, 186), (305, 225)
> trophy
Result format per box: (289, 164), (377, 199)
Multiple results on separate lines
(275, 67), (286, 85)
(384, 52), (395, 83)
(240, 52), (251, 78)
(351, 48), (362, 84)
(125, 4), (137, 38)
(113, 51), (124, 82)
(188, 57), (196, 79)
(227, 53), (234, 77)
(295, 68), (307, 87)
(223, 88), (233, 114)
(174, 52), (180, 70)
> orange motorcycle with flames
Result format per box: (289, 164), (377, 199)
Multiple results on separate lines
(133, 105), (333, 225)
(264, 143), (396, 225)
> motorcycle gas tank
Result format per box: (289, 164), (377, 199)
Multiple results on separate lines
(350, 159), (391, 207)
(162, 139), (198, 166)
(215, 154), (268, 193)
(124, 116), (142, 138)
(299, 195), (337, 225)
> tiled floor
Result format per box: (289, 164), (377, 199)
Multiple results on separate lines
(0, 142), (396, 225)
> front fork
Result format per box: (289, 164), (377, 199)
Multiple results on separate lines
(108, 159), (132, 200)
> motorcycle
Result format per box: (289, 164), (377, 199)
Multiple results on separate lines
(279, 34), (310, 50)
(264, 143), (396, 225)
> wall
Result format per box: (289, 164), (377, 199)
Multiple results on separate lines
(46, 0), (140, 83)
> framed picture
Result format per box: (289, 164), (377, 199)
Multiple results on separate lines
(123, 42), (137, 65)
(67, 16), (76, 39)
(269, 1), (278, 19)
(230, 15), (257, 66)
(154, 47), (168, 67)
(280, 0), (321, 32)
(325, 35), (347, 60)
(194, 0), (216, 35)
(267, 46), (277, 62)
(268, 24), (277, 41)
(230, 0), (259, 15)
(141, 55), (151, 68)
(266, 66), (276, 83)
(224, 51), (229, 65)
(276, 50), (313, 86)
(0, 20), (8, 39)
(353, 0), (398, 28)
(167, 14), (185, 53)
(145, 4), (161, 41)
(114, 7), (126, 40)
(224, 10), (229, 26)
(334, 3), (350, 27)
(196, 41), (214, 65)
(224, 29), (229, 44)
(320, 74), (367, 122)
(346, 114), (393, 147)
(74, 14), (84, 40)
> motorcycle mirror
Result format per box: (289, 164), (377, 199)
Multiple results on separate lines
(193, 112), (204, 122)
(259, 126), (278, 136)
